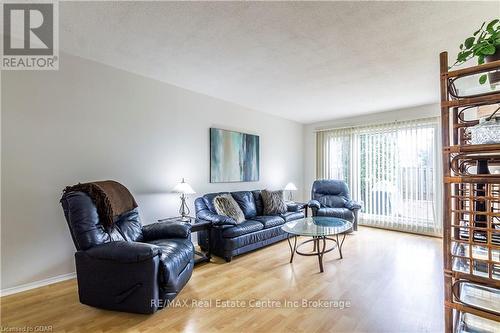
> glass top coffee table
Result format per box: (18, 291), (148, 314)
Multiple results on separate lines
(281, 217), (353, 273)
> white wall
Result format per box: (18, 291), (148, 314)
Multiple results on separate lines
(302, 104), (440, 199)
(1, 52), (304, 290)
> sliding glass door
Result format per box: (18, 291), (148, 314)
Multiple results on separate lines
(316, 118), (441, 236)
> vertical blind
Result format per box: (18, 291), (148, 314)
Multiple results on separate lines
(317, 117), (442, 236)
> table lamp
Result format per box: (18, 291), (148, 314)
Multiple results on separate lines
(284, 182), (298, 201)
(173, 178), (196, 221)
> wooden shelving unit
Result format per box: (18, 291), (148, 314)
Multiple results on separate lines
(440, 52), (500, 332)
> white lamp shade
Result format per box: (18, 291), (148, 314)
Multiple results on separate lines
(173, 179), (196, 194)
(284, 182), (298, 191)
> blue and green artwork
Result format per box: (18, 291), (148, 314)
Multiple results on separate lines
(210, 128), (259, 183)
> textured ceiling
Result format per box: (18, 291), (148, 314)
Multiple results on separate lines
(59, 1), (499, 123)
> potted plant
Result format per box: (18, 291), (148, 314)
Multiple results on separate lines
(452, 18), (500, 84)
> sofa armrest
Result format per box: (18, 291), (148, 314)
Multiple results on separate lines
(83, 241), (162, 263)
(286, 202), (299, 212)
(142, 221), (191, 240)
(307, 200), (321, 210)
(196, 210), (237, 226)
(345, 200), (362, 211)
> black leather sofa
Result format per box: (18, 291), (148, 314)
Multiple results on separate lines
(195, 190), (304, 262)
(61, 191), (194, 314)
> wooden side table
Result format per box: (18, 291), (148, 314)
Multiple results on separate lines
(158, 216), (212, 265)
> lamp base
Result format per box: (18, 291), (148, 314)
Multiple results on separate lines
(179, 215), (191, 222)
(178, 194), (191, 221)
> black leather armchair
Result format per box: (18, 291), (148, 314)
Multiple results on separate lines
(61, 191), (194, 314)
(308, 180), (362, 231)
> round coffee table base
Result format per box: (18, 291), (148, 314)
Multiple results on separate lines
(286, 233), (346, 273)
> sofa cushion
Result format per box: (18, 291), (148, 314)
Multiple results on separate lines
(222, 220), (264, 238)
(280, 211), (305, 222)
(231, 191), (257, 218)
(203, 192), (229, 213)
(318, 195), (347, 209)
(252, 190), (264, 216)
(261, 190), (287, 215)
(222, 226), (287, 252)
(250, 215), (285, 229)
(312, 180), (351, 198)
(316, 208), (354, 221)
(214, 194), (245, 223)
(147, 238), (194, 279)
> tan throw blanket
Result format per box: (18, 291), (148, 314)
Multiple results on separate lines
(63, 180), (137, 228)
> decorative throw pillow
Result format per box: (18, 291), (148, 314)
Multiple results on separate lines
(213, 194), (245, 224)
(261, 190), (287, 215)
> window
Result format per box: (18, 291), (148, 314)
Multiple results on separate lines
(317, 118), (442, 236)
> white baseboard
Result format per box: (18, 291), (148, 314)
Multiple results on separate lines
(0, 272), (76, 297)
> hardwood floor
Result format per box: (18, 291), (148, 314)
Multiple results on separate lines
(0, 227), (444, 333)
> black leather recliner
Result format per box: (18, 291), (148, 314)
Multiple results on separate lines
(308, 180), (362, 231)
(61, 191), (194, 314)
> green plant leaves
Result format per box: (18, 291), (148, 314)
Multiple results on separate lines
(452, 18), (500, 68)
(480, 44), (496, 55)
(487, 19), (499, 34)
(464, 37), (475, 49)
(479, 74), (487, 85)
(457, 50), (472, 62)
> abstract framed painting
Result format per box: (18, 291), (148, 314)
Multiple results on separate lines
(210, 128), (260, 183)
